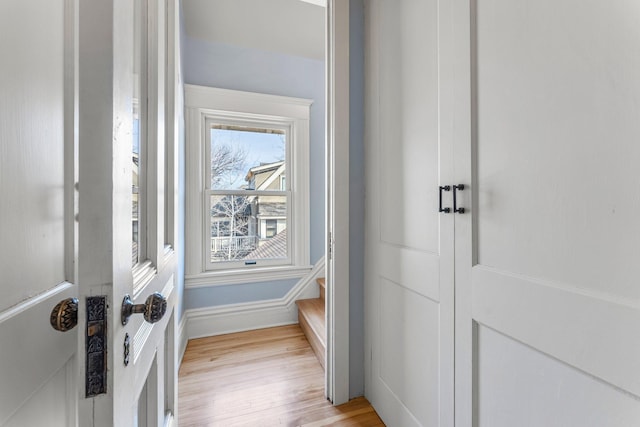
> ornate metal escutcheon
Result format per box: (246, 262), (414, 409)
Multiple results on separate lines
(86, 296), (107, 397)
(123, 333), (130, 366)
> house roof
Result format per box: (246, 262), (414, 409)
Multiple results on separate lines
(245, 161), (284, 182)
(245, 229), (287, 259)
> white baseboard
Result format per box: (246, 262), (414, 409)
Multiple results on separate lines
(187, 302), (298, 339)
(184, 257), (325, 340)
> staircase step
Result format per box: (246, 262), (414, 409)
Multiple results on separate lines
(296, 298), (325, 369)
(317, 277), (325, 301)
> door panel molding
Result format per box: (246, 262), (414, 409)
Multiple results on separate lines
(473, 267), (640, 398)
(0, 283), (77, 425)
(455, 0), (640, 425)
(378, 244), (440, 302)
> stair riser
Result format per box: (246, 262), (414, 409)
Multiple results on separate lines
(298, 312), (325, 370)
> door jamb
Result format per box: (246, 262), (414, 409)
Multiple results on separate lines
(325, 0), (350, 406)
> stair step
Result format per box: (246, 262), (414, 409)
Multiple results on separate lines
(317, 277), (325, 301)
(296, 298), (325, 369)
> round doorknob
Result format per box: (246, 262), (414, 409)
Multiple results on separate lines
(50, 297), (79, 332)
(121, 292), (167, 325)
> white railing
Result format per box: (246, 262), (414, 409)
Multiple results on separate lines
(210, 236), (259, 253)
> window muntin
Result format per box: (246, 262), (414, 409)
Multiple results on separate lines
(205, 120), (291, 269)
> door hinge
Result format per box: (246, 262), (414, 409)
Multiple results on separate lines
(328, 231), (333, 260)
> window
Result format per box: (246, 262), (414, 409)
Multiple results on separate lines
(132, 0), (146, 266)
(206, 122), (289, 267)
(185, 85), (311, 284)
(130, 0), (174, 289)
(265, 219), (278, 238)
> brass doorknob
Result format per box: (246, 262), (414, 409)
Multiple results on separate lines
(121, 292), (167, 325)
(50, 298), (79, 332)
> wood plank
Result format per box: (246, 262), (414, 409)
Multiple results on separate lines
(178, 325), (384, 426)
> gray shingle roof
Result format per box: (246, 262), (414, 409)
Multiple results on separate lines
(245, 229), (287, 260)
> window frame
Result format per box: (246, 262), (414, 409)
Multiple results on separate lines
(131, 0), (176, 294)
(185, 85), (312, 286)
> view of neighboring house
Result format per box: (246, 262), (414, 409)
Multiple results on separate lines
(210, 160), (287, 262)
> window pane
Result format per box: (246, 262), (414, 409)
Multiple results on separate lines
(210, 125), (286, 191)
(210, 194), (287, 263)
(132, 0), (144, 265)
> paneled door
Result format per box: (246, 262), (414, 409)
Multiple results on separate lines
(453, 0), (640, 425)
(364, 1), (455, 426)
(76, 0), (179, 424)
(0, 0), (79, 425)
(0, 0), (179, 425)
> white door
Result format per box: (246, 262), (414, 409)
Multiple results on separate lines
(0, 0), (79, 425)
(76, 0), (179, 425)
(364, 1), (455, 426)
(453, 0), (640, 425)
(0, 0), (179, 425)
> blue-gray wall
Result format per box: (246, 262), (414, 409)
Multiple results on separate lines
(182, 35), (325, 309)
(185, 279), (299, 309)
(349, 0), (365, 399)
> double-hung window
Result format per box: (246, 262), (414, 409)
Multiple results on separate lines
(185, 85), (311, 283)
(205, 120), (291, 269)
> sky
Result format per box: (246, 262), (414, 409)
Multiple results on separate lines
(211, 128), (285, 189)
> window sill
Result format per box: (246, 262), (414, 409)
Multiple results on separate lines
(185, 265), (313, 288)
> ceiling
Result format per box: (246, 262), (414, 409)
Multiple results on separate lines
(182, 0), (326, 60)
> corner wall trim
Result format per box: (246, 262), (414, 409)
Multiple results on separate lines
(178, 315), (188, 366)
(183, 257), (325, 341)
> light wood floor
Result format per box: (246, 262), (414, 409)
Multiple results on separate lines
(178, 324), (385, 427)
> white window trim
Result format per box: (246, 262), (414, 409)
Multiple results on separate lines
(185, 85), (312, 287)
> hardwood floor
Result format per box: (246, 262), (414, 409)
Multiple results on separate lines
(178, 325), (385, 426)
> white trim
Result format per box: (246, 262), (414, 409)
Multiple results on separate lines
(178, 315), (188, 366)
(185, 85), (311, 277)
(257, 163), (286, 190)
(133, 260), (158, 297)
(184, 85), (313, 116)
(0, 281), (74, 323)
(299, 0), (327, 7)
(326, 0), (350, 405)
(185, 257), (324, 339)
(185, 265), (313, 288)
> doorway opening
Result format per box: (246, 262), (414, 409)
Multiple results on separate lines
(179, 0), (350, 405)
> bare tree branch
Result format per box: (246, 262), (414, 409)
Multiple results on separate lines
(211, 143), (247, 188)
